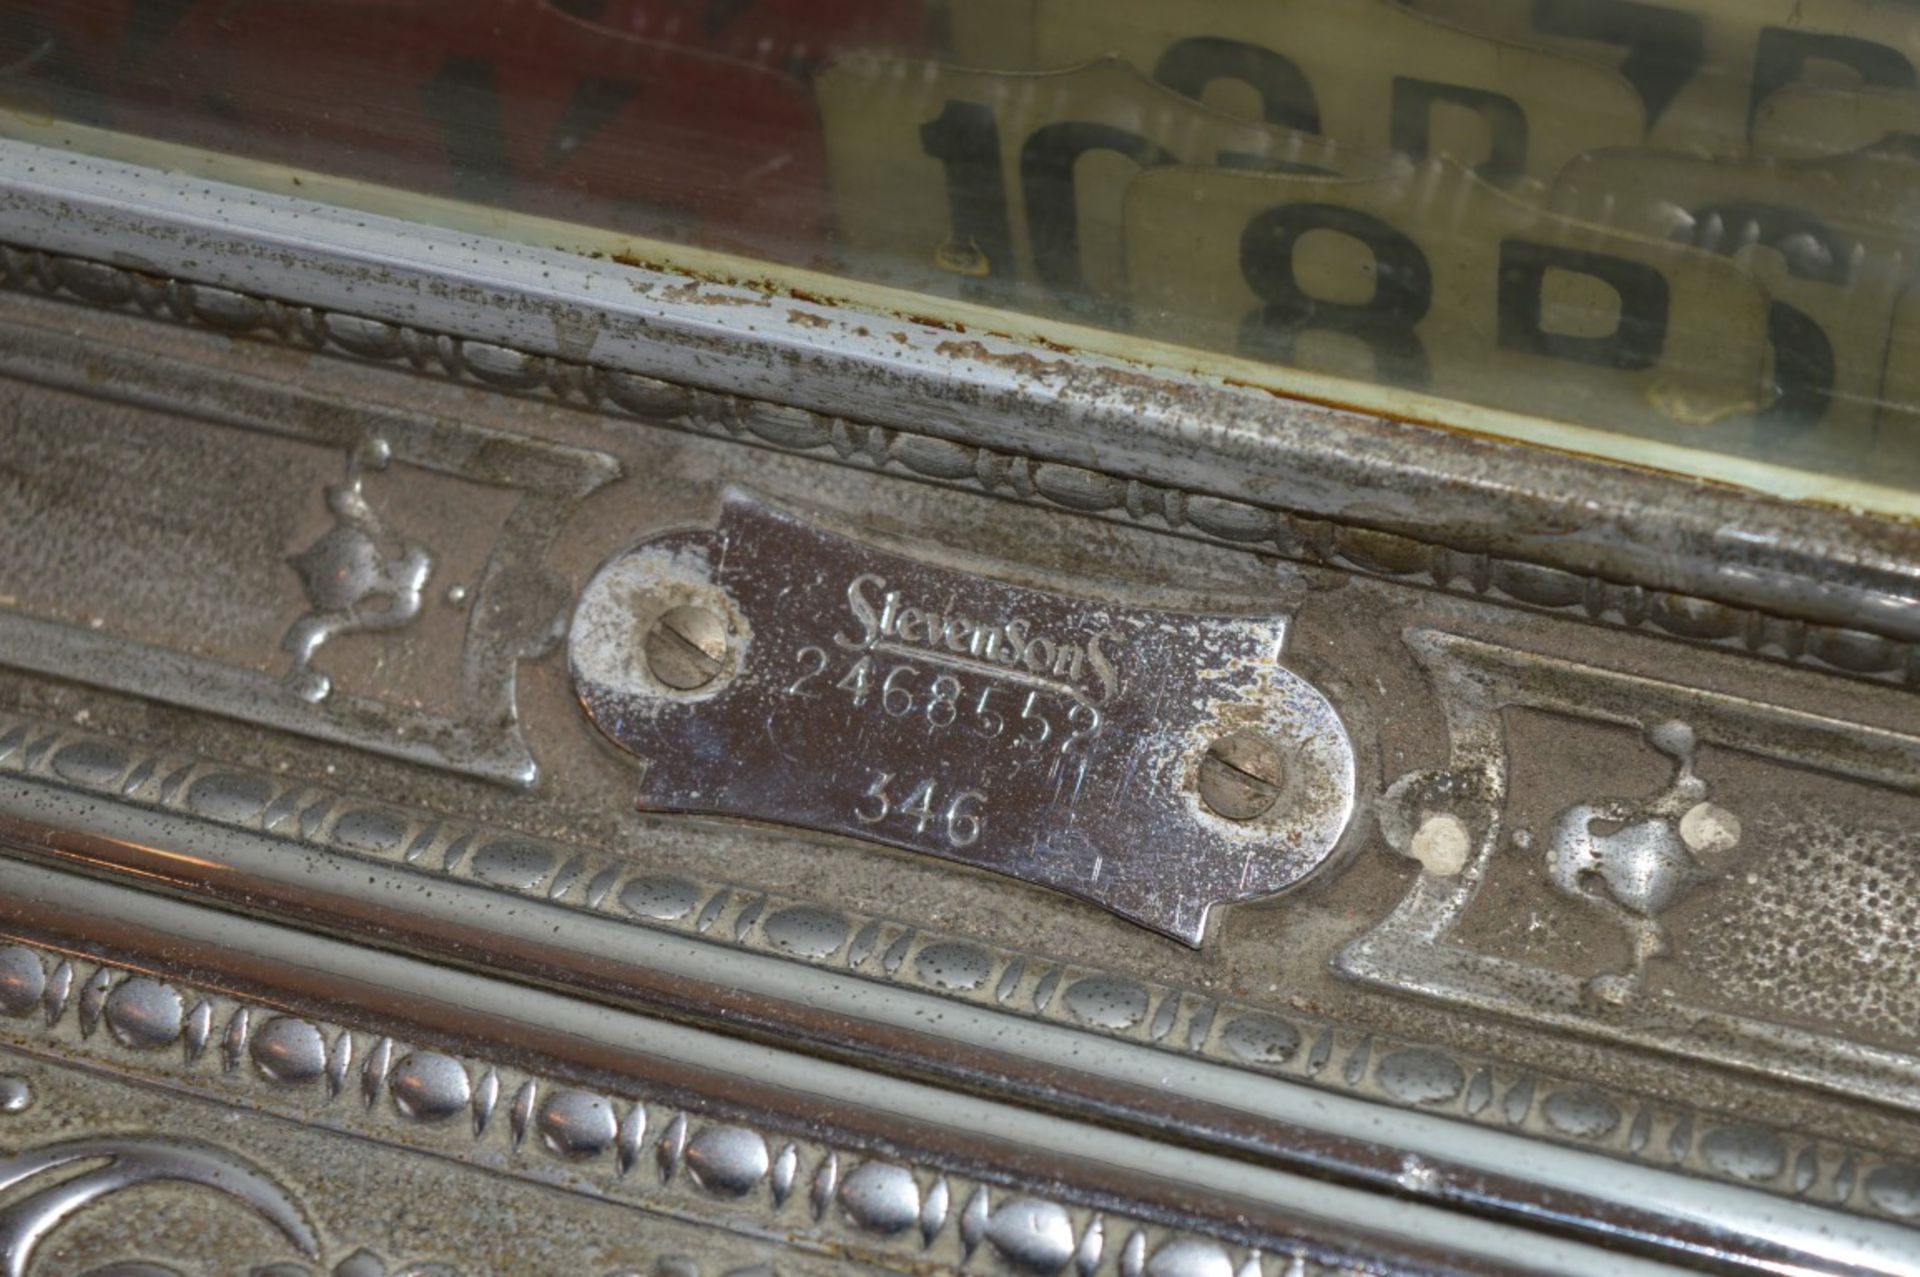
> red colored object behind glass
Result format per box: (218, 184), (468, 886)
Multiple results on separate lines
(0, 0), (927, 262)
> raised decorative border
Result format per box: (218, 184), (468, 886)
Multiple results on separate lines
(0, 938), (1345, 1277)
(5, 709), (1916, 1226)
(0, 1078), (465, 1277)
(1344, 630), (1920, 1114)
(0, 259), (620, 785)
(1, 241), (1915, 692)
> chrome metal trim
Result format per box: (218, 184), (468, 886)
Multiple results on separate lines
(0, 776), (1910, 1275)
(5, 243), (1915, 697)
(0, 855), (1832, 1277)
(3, 703), (1898, 1226)
(1, 139), (1917, 666)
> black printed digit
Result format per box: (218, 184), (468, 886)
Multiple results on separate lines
(1750, 29), (1915, 129)
(1152, 36), (1320, 133)
(1020, 122), (1175, 319)
(1390, 78), (1529, 185)
(919, 99), (1016, 287)
(1759, 302), (1837, 431)
(118, 0), (201, 77)
(423, 56), (513, 203)
(1682, 201), (1850, 429)
(1530, 0), (1703, 127)
(543, 77), (643, 169)
(1237, 203), (1432, 385)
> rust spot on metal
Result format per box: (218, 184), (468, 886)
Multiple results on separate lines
(933, 339), (1056, 378)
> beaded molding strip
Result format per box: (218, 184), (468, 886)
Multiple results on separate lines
(1, 242), (1915, 691)
(2, 710), (1915, 1225)
(0, 939), (1358, 1277)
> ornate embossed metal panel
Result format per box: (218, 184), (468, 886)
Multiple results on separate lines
(1345, 630), (1920, 1111)
(7, 12), (1920, 1267)
(0, 347), (618, 785)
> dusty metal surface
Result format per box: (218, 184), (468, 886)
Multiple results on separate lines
(0, 296), (617, 786)
(0, 1040), (893, 1276)
(3, 138), (1920, 677)
(1343, 630), (1920, 1112)
(4, 235), (1919, 705)
(0, 155), (1918, 1273)
(3, 759), (1916, 1275)
(571, 492), (1354, 943)
(0, 860), (1720, 1277)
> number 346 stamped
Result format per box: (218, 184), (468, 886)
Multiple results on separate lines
(570, 491), (1354, 945)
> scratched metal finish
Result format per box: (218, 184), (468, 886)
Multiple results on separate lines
(571, 493), (1355, 944)
(0, 1048), (876, 1276)
(8, 260), (1920, 1272)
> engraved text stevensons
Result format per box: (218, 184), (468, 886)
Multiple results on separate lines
(833, 573), (1122, 704)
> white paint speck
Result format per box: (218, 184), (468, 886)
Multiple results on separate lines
(1409, 812), (1471, 876)
(1679, 801), (1740, 855)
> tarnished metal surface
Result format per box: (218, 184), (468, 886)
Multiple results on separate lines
(0, 307), (617, 786)
(4, 763), (1916, 1274)
(1344, 630), (1920, 1112)
(0, 860), (1715, 1277)
(4, 138), (1920, 674)
(0, 1051), (870, 1276)
(1, 156), (1920, 1273)
(571, 493), (1354, 943)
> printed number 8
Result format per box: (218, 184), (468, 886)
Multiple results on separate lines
(1237, 203), (1431, 387)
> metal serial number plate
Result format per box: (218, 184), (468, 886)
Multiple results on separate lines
(570, 493), (1354, 944)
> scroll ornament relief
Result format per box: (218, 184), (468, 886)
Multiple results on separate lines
(0, 1072), (449, 1276)
(0, 1067), (789, 1277)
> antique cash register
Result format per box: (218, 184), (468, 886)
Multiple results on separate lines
(0, 1), (1917, 1272)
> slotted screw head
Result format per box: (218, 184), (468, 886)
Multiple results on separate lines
(644, 605), (729, 690)
(1197, 730), (1287, 821)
